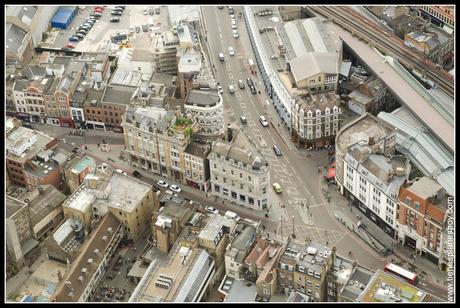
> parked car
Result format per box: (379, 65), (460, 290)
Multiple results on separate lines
(165, 190), (178, 197)
(206, 206), (219, 214)
(217, 85), (223, 94)
(219, 52), (225, 61)
(93, 12), (102, 18)
(110, 17), (120, 22)
(259, 115), (269, 127)
(228, 46), (235, 56)
(273, 144), (282, 156)
(218, 6), (224, 9)
(240, 116), (247, 124)
(115, 6), (125, 11)
(135, 25), (141, 33)
(149, 8), (154, 15)
(169, 185), (182, 193)
(247, 77), (254, 87)
(77, 29), (87, 36)
(250, 85), (257, 95)
(232, 29), (239, 38)
(155, 7), (160, 14)
(64, 43), (76, 49)
(115, 169), (127, 176)
(142, 24), (149, 32)
(75, 33), (85, 40)
(157, 180), (169, 188)
(144, 8), (148, 15)
(228, 85), (235, 94)
(273, 182), (283, 194)
(132, 170), (142, 178)
(69, 36), (80, 42)
(238, 79), (245, 89)
(111, 10), (122, 16)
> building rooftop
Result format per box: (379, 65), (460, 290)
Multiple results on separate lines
(68, 156), (96, 174)
(6, 23), (28, 55)
(18, 185), (66, 226)
(281, 241), (332, 273)
(7, 127), (55, 162)
(339, 263), (375, 302)
(219, 276), (257, 302)
(184, 140), (211, 159)
(6, 5), (37, 25)
(102, 84), (137, 105)
(336, 113), (395, 156)
(212, 129), (268, 171)
(124, 106), (175, 134)
(405, 176), (442, 200)
(287, 291), (311, 302)
(6, 195), (28, 218)
(53, 212), (122, 302)
(295, 91), (341, 112)
(185, 89), (220, 108)
(377, 107), (454, 196)
(130, 241), (214, 302)
(82, 88), (105, 108)
(23, 64), (46, 80)
(198, 213), (236, 242)
(167, 5), (200, 25)
(359, 269), (426, 302)
(178, 47), (201, 73)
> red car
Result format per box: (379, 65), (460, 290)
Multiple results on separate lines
(94, 6), (104, 11)
(64, 43), (76, 49)
(94, 8), (103, 14)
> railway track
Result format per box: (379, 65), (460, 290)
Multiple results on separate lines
(310, 6), (454, 97)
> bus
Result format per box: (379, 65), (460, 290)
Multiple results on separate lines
(384, 263), (418, 285)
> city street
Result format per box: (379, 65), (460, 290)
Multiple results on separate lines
(200, 6), (387, 270)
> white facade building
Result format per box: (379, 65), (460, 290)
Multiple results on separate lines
(208, 130), (269, 210)
(343, 143), (410, 237)
(185, 89), (224, 135)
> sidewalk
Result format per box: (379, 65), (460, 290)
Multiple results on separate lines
(325, 180), (448, 291)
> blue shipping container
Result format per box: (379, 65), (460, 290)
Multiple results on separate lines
(51, 6), (77, 29)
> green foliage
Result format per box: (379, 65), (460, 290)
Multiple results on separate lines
(184, 127), (193, 138)
(175, 117), (192, 126)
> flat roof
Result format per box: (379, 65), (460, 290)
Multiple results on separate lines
(222, 277), (257, 302)
(102, 84), (137, 105)
(134, 246), (212, 302)
(405, 177), (442, 200)
(198, 214), (236, 242)
(360, 269), (426, 302)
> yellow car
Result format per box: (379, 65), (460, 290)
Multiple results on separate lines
(273, 183), (283, 194)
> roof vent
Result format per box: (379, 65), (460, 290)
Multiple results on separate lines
(102, 235), (108, 241)
(107, 227), (113, 234)
(81, 268), (88, 274)
(88, 258), (93, 264)
(78, 276), (84, 282)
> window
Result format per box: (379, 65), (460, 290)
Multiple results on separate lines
(405, 196), (411, 206)
(315, 283), (320, 290)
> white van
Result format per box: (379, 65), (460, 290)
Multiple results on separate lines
(225, 210), (240, 221)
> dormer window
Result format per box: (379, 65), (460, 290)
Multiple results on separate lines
(307, 111), (312, 118)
